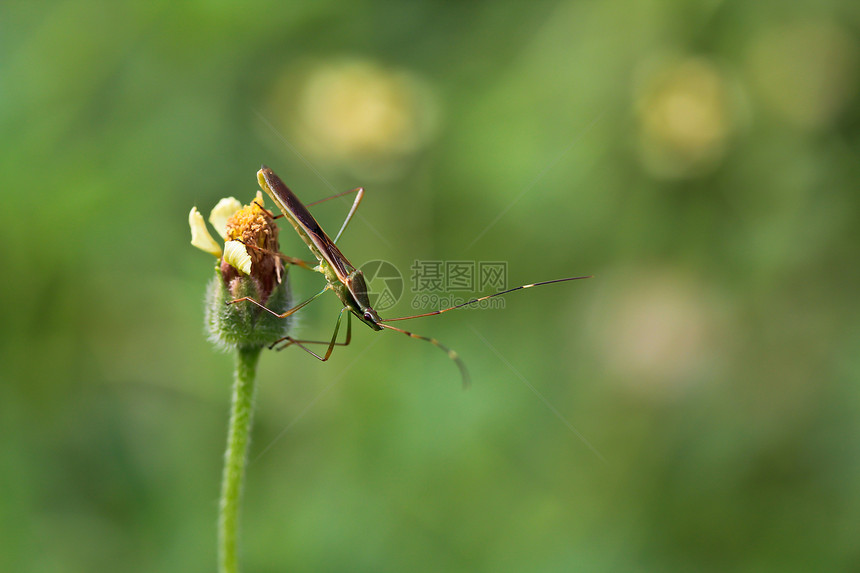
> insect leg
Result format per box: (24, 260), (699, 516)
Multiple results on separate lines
(378, 322), (470, 387)
(273, 308), (351, 361)
(228, 285), (329, 319)
(252, 200), (282, 220)
(304, 187), (365, 244)
(275, 254), (318, 271)
(237, 241), (317, 271)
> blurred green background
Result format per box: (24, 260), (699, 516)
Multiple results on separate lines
(2, 1), (860, 571)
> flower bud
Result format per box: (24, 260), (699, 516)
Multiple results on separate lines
(205, 269), (292, 351)
(191, 193), (293, 350)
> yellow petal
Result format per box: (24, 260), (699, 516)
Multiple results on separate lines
(223, 240), (252, 275)
(209, 197), (242, 239)
(189, 207), (222, 258)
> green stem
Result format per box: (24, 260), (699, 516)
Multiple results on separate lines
(218, 346), (262, 573)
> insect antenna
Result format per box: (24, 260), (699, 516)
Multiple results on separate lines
(381, 276), (592, 322)
(378, 323), (470, 387)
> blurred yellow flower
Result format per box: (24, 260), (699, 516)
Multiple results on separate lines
(634, 56), (740, 178)
(587, 268), (726, 400)
(267, 58), (438, 179)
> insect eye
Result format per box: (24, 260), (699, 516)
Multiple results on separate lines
(364, 311), (373, 321)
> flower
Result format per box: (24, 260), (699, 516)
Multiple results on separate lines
(189, 191), (293, 350)
(189, 206), (223, 258)
(634, 56), (741, 179)
(266, 57), (439, 180)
